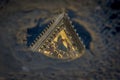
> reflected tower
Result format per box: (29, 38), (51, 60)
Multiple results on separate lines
(29, 12), (85, 61)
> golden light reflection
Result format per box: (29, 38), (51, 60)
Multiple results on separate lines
(30, 12), (85, 61)
(54, 29), (75, 50)
(40, 28), (84, 60)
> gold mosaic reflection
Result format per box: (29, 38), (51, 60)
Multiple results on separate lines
(30, 12), (85, 60)
(39, 29), (84, 60)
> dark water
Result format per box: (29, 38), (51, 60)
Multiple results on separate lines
(27, 19), (50, 46)
(72, 21), (92, 49)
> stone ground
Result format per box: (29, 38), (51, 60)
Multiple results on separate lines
(0, 0), (120, 80)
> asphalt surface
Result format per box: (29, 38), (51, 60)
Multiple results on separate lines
(0, 0), (119, 80)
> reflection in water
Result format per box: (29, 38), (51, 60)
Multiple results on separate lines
(27, 19), (50, 46)
(73, 21), (92, 49)
(67, 9), (92, 49)
(39, 29), (83, 60)
(27, 11), (86, 60)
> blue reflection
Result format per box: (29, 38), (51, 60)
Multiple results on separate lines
(27, 18), (49, 46)
(68, 9), (92, 49)
(72, 21), (92, 49)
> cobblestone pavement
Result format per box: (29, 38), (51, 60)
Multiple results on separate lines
(0, 0), (120, 80)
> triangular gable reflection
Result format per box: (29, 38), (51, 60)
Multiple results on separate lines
(29, 12), (85, 60)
